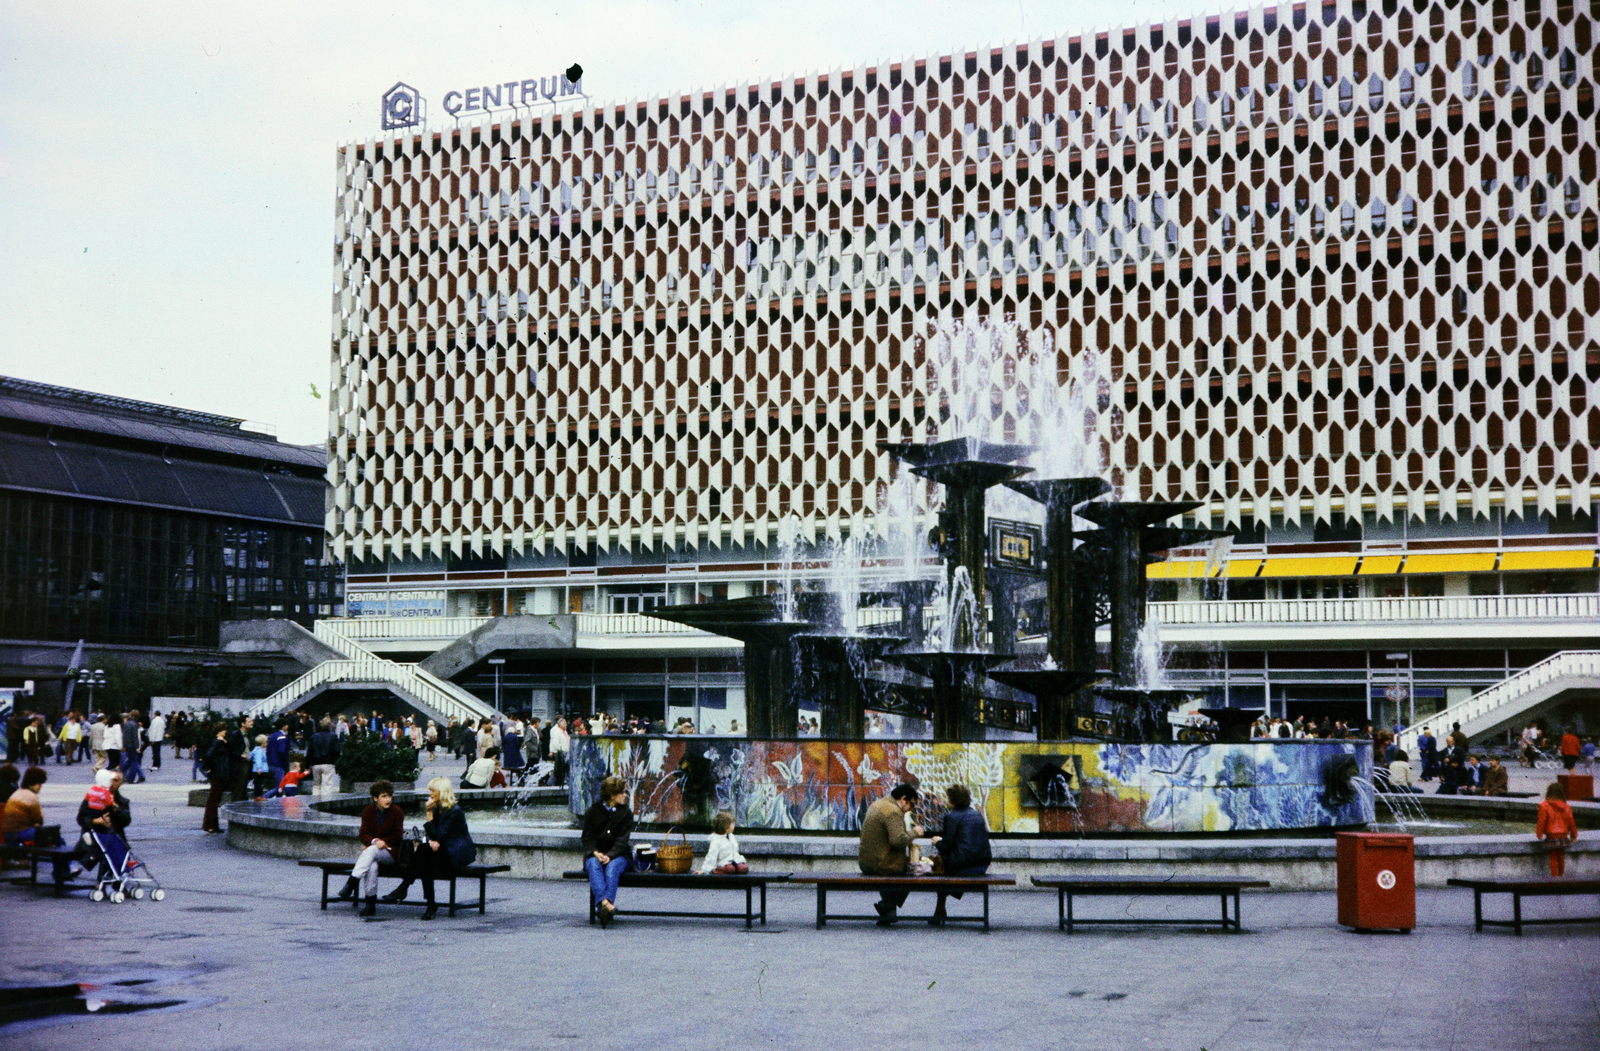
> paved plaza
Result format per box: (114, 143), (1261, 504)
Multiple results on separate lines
(2, 760), (1595, 1051)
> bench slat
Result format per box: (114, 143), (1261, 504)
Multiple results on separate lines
(1032, 876), (1272, 891)
(790, 875), (1015, 887)
(1447, 877), (1600, 894)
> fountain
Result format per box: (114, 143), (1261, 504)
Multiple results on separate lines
(566, 319), (1374, 836)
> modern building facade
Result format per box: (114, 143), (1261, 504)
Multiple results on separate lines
(322, 0), (1600, 736)
(0, 376), (341, 710)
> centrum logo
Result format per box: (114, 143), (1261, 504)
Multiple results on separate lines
(381, 82), (424, 130)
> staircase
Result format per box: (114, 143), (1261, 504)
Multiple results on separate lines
(245, 620), (498, 724)
(1397, 650), (1600, 752)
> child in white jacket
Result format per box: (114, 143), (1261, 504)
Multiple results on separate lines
(698, 810), (749, 874)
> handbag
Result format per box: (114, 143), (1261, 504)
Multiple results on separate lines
(395, 826), (423, 866)
(655, 827), (694, 874)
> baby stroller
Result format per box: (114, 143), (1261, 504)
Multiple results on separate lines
(83, 830), (165, 904)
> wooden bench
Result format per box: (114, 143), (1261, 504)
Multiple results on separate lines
(299, 859), (511, 917)
(561, 870), (791, 928)
(1031, 875), (1272, 933)
(0, 843), (85, 894)
(789, 874), (1016, 930)
(1447, 877), (1600, 936)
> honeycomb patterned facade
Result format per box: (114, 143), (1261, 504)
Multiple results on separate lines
(330, 0), (1600, 564)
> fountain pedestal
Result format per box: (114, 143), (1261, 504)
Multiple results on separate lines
(889, 651), (1013, 742)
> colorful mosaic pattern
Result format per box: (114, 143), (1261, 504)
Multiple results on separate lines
(567, 736), (1373, 834)
(330, 1), (1600, 565)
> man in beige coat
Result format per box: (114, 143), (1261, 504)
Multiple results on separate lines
(858, 783), (924, 925)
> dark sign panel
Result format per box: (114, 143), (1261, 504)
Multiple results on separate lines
(988, 518), (1042, 571)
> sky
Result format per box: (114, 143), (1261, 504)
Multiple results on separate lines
(0, 0), (1203, 445)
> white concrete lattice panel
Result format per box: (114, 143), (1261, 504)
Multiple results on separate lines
(330, 0), (1600, 564)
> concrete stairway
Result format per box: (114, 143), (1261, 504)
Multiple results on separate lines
(234, 619), (498, 725)
(1397, 650), (1600, 752)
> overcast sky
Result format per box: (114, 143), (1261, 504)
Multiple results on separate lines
(1, 0), (1201, 445)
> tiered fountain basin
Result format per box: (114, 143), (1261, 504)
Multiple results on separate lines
(566, 735), (1375, 835)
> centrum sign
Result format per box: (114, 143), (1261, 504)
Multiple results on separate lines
(442, 66), (584, 117)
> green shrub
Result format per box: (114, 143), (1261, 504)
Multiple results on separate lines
(334, 736), (420, 785)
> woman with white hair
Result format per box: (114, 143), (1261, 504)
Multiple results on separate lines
(380, 776), (475, 919)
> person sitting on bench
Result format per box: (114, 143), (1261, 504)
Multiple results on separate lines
(382, 777), (475, 920)
(859, 783), (924, 927)
(929, 783), (992, 925)
(2, 766), (49, 846)
(581, 776), (634, 927)
(338, 780), (405, 916)
(461, 747), (500, 790)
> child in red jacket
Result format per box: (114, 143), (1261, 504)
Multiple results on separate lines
(1536, 781), (1579, 876)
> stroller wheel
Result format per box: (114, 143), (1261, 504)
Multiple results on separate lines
(91, 889), (106, 902)
(131, 887), (146, 901)
(151, 889), (166, 902)
(111, 892), (125, 904)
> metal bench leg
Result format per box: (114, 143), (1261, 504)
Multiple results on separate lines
(321, 869), (330, 911)
(588, 890), (597, 925)
(760, 883), (767, 925)
(1066, 892), (1075, 935)
(1513, 893), (1522, 937)
(1473, 890), (1483, 933)
(745, 884), (753, 930)
(982, 887), (990, 931)
(1234, 890), (1243, 932)
(1221, 893), (1228, 931)
(816, 887), (826, 929)
(449, 877), (458, 917)
(479, 873), (488, 915)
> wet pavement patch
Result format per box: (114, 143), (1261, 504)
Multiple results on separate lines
(0, 982), (186, 1029)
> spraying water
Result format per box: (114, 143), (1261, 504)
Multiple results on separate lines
(1133, 620), (1168, 690)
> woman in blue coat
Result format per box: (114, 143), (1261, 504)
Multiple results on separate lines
(930, 783), (992, 925)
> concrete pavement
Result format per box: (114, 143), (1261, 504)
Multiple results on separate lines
(2, 756), (1597, 1051)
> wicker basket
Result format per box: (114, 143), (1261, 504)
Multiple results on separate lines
(656, 827), (694, 875)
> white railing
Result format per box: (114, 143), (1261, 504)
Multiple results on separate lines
(250, 621), (499, 723)
(1152, 593), (1600, 626)
(249, 657), (496, 725)
(1397, 650), (1600, 752)
(319, 616), (492, 642)
(580, 612), (710, 635)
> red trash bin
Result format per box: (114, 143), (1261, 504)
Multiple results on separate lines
(1336, 832), (1415, 933)
(1557, 774), (1593, 802)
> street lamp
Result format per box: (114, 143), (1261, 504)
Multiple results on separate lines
(488, 658), (506, 714)
(77, 667), (107, 715)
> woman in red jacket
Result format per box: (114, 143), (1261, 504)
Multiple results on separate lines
(337, 780), (405, 915)
(1536, 781), (1579, 877)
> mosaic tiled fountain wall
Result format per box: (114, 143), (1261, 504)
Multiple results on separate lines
(568, 737), (1374, 834)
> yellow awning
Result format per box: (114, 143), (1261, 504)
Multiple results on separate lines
(1500, 550), (1596, 571)
(1145, 560), (1207, 579)
(1358, 555), (1404, 575)
(1403, 552), (1498, 574)
(1224, 558), (1263, 578)
(1259, 556), (1361, 578)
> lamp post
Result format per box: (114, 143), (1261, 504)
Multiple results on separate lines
(77, 667), (106, 716)
(488, 658), (506, 714)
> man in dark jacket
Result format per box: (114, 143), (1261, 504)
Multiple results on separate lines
(266, 722), (292, 790)
(930, 783), (992, 924)
(226, 717), (254, 802)
(307, 717), (341, 797)
(201, 725), (232, 833)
